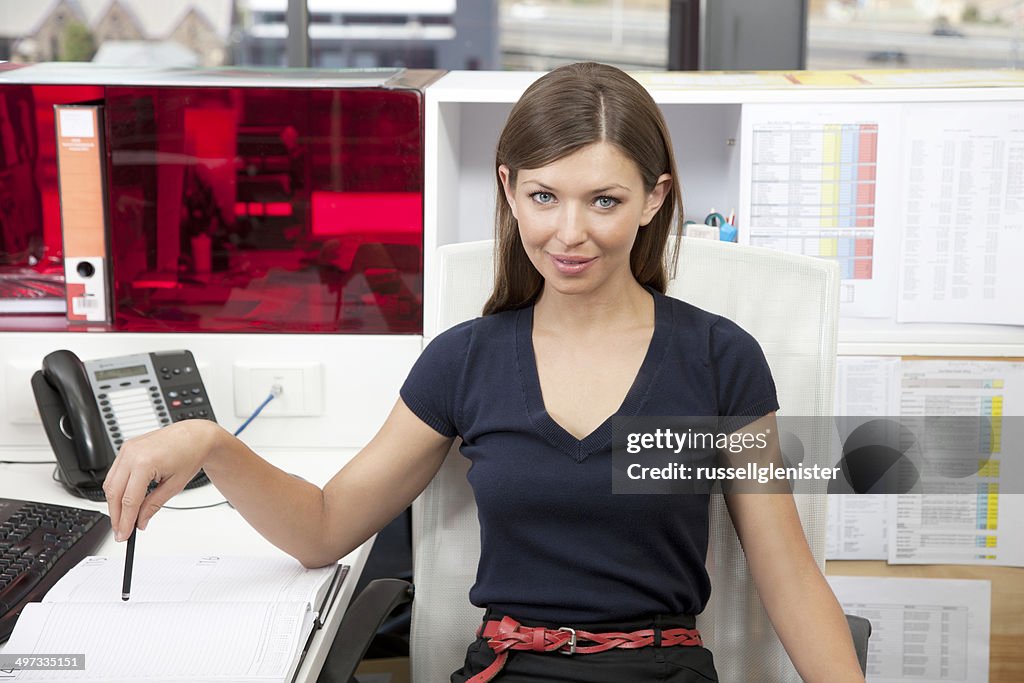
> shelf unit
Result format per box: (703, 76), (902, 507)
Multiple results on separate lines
(422, 69), (1024, 357)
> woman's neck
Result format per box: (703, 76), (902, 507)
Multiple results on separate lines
(532, 278), (653, 337)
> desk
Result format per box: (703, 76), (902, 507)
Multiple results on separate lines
(0, 446), (373, 683)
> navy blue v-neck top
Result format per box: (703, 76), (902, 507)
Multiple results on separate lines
(400, 288), (779, 624)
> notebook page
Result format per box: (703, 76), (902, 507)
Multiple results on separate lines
(43, 556), (337, 607)
(5, 600), (314, 682)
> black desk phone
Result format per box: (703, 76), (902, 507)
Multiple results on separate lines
(30, 350), (214, 500)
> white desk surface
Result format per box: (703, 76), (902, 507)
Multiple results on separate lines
(0, 446), (373, 683)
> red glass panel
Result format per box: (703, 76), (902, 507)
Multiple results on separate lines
(0, 81), (424, 333)
(102, 86), (424, 334)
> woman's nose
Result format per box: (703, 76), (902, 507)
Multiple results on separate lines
(556, 204), (587, 248)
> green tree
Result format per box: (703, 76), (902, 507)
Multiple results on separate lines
(61, 21), (96, 61)
(962, 4), (980, 23)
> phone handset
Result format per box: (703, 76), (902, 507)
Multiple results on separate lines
(39, 350), (115, 477)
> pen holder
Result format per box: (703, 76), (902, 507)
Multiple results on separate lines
(703, 212), (737, 243)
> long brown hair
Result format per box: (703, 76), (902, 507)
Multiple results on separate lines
(482, 62), (684, 316)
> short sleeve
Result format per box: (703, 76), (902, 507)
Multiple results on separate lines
(709, 317), (780, 433)
(399, 320), (473, 438)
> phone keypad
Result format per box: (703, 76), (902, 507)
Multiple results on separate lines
(88, 353), (214, 451)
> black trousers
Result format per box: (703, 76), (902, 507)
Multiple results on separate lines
(450, 610), (719, 683)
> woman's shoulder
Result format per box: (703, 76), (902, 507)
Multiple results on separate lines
(654, 289), (762, 354)
(656, 289), (716, 325)
(425, 308), (519, 353)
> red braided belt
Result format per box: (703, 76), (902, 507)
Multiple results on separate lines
(466, 615), (703, 683)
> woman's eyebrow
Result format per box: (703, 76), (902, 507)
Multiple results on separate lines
(592, 184), (631, 193)
(520, 181), (632, 193)
(520, 180), (556, 190)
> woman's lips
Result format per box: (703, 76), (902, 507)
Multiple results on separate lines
(549, 253), (597, 275)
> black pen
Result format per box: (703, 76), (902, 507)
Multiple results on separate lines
(121, 526), (137, 601)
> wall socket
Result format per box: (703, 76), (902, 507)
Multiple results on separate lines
(233, 362), (323, 418)
(6, 360), (43, 425)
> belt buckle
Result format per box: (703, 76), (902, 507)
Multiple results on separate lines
(557, 626), (577, 655)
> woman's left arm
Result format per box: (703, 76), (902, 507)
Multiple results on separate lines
(722, 412), (865, 683)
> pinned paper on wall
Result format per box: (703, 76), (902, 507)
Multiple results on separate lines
(827, 356), (900, 560)
(827, 576), (990, 683)
(890, 360), (1024, 567)
(897, 102), (1024, 325)
(738, 104), (903, 318)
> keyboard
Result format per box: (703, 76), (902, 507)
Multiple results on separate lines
(0, 497), (110, 643)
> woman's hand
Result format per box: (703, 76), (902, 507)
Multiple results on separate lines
(102, 419), (226, 542)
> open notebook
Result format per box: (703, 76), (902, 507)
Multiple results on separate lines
(1, 555), (348, 682)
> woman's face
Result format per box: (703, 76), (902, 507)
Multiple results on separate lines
(499, 141), (670, 299)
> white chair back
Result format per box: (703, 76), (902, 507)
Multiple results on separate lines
(411, 237), (840, 682)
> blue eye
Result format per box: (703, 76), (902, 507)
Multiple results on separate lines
(595, 196), (620, 209)
(530, 191), (555, 204)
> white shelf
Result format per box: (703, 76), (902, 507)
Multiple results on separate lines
(838, 318), (1024, 357)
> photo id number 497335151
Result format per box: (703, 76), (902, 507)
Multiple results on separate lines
(0, 654), (85, 670)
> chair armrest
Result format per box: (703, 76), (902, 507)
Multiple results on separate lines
(845, 613), (872, 675)
(317, 578), (415, 683)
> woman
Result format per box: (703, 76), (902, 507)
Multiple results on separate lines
(104, 62), (865, 682)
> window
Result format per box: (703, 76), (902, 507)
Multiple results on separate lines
(808, 0), (1024, 70)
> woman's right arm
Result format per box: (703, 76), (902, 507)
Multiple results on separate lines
(103, 397), (453, 568)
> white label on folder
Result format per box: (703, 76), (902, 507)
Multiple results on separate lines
(59, 109), (95, 138)
(65, 258), (108, 322)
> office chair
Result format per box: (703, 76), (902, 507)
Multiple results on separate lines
(322, 237), (870, 682)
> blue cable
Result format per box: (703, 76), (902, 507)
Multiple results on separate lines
(233, 391), (276, 436)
